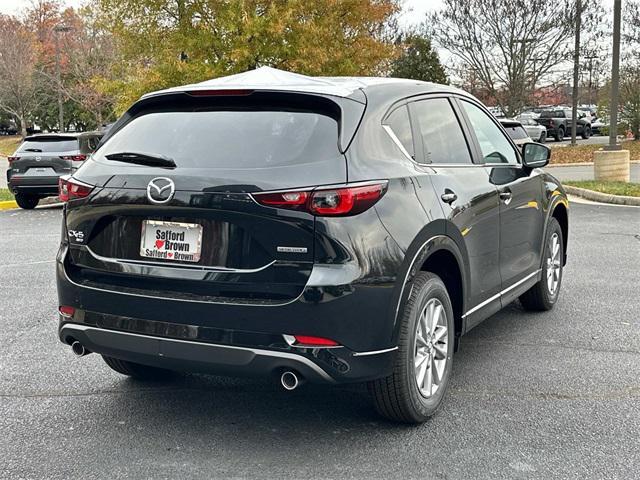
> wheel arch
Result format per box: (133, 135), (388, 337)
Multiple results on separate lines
(389, 220), (469, 350)
(550, 200), (569, 265)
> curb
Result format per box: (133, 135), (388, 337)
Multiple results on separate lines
(0, 200), (18, 210)
(563, 185), (640, 206)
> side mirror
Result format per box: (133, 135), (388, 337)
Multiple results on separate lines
(522, 142), (551, 168)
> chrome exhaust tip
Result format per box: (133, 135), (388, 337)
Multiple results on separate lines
(71, 341), (89, 357)
(280, 370), (302, 391)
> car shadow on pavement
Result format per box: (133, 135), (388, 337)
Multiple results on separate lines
(93, 302), (539, 436)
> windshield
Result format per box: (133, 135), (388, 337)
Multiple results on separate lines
(18, 138), (78, 153)
(95, 110), (340, 169)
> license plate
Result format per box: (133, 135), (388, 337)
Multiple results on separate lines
(140, 220), (202, 263)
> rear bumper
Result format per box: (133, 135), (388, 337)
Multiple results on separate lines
(8, 174), (60, 196)
(56, 246), (400, 384)
(60, 323), (341, 383)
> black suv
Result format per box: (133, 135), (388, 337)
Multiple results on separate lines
(56, 68), (568, 423)
(7, 132), (103, 209)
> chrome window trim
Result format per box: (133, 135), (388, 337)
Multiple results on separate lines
(60, 324), (334, 382)
(462, 269), (540, 318)
(382, 124), (415, 162)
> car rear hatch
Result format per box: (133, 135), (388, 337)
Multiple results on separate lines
(63, 90), (365, 304)
(10, 136), (81, 184)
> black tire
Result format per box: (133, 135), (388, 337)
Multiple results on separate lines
(102, 355), (174, 380)
(520, 217), (564, 311)
(538, 132), (546, 143)
(554, 127), (565, 142)
(581, 126), (592, 140)
(368, 272), (455, 424)
(14, 193), (39, 210)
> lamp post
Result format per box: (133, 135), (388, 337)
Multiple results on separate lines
(53, 24), (71, 133)
(593, 0), (629, 182)
(606, 0), (622, 150)
(570, 0), (582, 146)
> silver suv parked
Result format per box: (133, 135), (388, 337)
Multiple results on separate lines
(7, 132), (102, 209)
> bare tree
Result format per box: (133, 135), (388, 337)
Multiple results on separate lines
(0, 15), (43, 137)
(428, 0), (579, 116)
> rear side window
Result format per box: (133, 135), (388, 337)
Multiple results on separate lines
(410, 98), (472, 164)
(95, 110), (339, 169)
(502, 124), (529, 140)
(18, 138), (78, 153)
(384, 105), (414, 158)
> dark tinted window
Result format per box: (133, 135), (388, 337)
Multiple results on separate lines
(384, 105), (414, 158)
(18, 138), (78, 153)
(502, 124), (529, 140)
(540, 110), (567, 118)
(410, 98), (471, 164)
(94, 110), (339, 169)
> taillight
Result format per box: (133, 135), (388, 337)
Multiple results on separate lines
(60, 154), (87, 162)
(7, 156), (19, 164)
(58, 176), (94, 202)
(253, 182), (387, 217)
(283, 334), (340, 347)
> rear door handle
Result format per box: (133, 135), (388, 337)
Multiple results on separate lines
(499, 191), (512, 204)
(441, 190), (457, 204)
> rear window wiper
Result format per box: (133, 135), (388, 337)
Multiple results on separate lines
(104, 151), (176, 168)
(24, 148), (42, 152)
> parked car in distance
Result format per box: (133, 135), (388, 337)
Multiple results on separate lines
(56, 67), (569, 423)
(7, 132), (103, 209)
(514, 116), (547, 143)
(499, 119), (534, 146)
(536, 108), (592, 141)
(591, 116), (608, 135)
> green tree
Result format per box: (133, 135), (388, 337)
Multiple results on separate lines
(390, 33), (448, 84)
(95, 0), (401, 112)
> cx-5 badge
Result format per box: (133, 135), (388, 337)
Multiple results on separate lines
(147, 177), (175, 204)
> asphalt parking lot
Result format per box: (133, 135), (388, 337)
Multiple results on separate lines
(0, 202), (638, 479)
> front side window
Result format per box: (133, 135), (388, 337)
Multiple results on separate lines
(410, 98), (472, 164)
(461, 101), (518, 164)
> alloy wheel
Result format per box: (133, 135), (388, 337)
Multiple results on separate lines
(413, 298), (449, 398)
(546, 232), (561, 295)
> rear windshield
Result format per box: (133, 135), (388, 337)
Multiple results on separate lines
(94, 110), (339, 169)
(18, 138), (78, 153)
(502, 125), (529, 140)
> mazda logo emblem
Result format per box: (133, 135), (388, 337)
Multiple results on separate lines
(147, 177), (175, 204)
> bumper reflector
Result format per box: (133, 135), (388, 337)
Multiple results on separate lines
(58, 305), (75, 318)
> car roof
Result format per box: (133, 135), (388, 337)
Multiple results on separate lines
(141, 66), (467, 102)
(499, 118), (523, 127)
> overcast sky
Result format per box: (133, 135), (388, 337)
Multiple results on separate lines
(0, 0), (441, 23)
